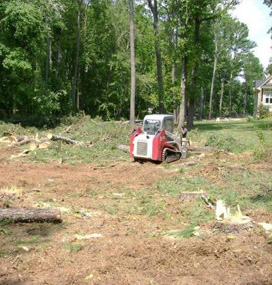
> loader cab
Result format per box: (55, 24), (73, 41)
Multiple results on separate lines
(143, 115), (174, 135)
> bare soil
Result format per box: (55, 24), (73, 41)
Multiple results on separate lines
(0, 145), (272, 285)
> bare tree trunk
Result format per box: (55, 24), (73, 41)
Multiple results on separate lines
(45, 35), (51, 85)
(243, 86), (248, 115)
(229, 71), (233, 116)
(187, 98), (195, 128)
(72, 0), (82, 109)
(200, 87), (204, 120)
(56, 34), (61, 77)
(209, 32), (218, 120)
(178, 58), (187, 129)
(219, 78), (225, 116)
(172, 28), (178, 123)
(129, 0), (136, 125)
(81, 0), (90, 111)
(147, 0), (164, 113)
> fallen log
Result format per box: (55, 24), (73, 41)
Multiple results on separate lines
(47, 133), (84, 146)
(117, 144), (129, 153)
(179, 191), (206, 202)
(0, 208), (62, 223)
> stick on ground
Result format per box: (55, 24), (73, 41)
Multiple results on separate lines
(0, 208), (62, 223)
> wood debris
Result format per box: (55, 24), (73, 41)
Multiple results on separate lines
(179, 191), (207, 202)
(0, 208), (62, 223)
(117, 144), (130, 153)
(47, 133), (84, 146)
(0, 132), (88, 159)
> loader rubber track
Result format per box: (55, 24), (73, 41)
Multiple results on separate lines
(162, 148), (181, 163)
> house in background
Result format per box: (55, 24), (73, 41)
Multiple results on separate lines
(254, 74), (272, 117)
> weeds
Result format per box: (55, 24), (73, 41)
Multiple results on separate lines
(252, 128), (272, 162)
(64, 243), (82, 253)
(205, 133), (242, 153)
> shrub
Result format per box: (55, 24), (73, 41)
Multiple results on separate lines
(253, 129), (272, 162)
(258, 104), (270, 119)
(205, 133), (240, 152)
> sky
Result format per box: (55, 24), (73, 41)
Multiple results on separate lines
(231, 0), (271, 69)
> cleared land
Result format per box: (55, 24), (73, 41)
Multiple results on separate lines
(0, 117), (272, 285)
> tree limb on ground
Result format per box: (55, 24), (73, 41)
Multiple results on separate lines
(47, 133), (84, 146)
(117, 145), (130, 152)
(0, 208), (62, 223)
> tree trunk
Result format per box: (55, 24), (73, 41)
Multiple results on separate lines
(187, 98), (195, 128)
(200, 87), (204, 120)
(81, 0), (90, 111)
(147, 0), (164, 113)
(72, 0), (82, 109)
(45, 35), (51, 85)
(0, 208), (62, 223)
(129, 0), (136, 125)
(229, 71), (233, 116)
(178, 58), (187, 129)
(243, 86), (248, 115)
(209, 32), (218, 120)
(219, 78), (225, 116)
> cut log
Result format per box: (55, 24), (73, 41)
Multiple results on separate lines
(0, 208), (62, 223)
(117, 145), (129, 153)
(38, 142), (50, 149)
(47, 133), (83, 146)
(0, 192), (18, 200)
(179, 191), (206, 202)
(15, 138), (32, 146)
(10, 149), (32, 159)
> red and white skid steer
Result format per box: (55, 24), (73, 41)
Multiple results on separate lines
(130, 114), (187, 163)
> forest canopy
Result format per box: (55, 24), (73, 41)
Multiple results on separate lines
(0, 0), (269, 125)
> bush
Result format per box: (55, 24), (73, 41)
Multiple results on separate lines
(258, 104), (270, 119)
(253, 129), (272, 162)
(205, 133), (240, 152)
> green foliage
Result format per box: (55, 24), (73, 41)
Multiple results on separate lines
(258, 104), (270, 119)
(252, 128), (272, 162)
(64, 242), (82, 253)
(0, 0), (264, 122)
(205, 133), (241, 152)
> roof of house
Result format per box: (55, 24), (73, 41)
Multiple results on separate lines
(255, 74), (272, 90)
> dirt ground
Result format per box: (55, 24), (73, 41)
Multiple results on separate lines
(0, 145), (272, 285)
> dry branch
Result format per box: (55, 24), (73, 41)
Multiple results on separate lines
(117, 145), (130, 153)
(15, 138), (32, 146)
(0, 192), (18, 200)
(179, 191), (206, 202)
(0, 208), (62, 223)
(47, 133), (84, 146)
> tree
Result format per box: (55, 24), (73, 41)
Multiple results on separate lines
(129, 0), (136, 124)
(147, 0), (164, 113)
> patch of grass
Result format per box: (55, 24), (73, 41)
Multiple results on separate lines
(205, 133), (243, 153)
(0, 228), (11, 235)
(0, 219), (14, 226)
(16, 235), (41, 246)
(194, 117), (272, 151)
(221, 168), (272, 212)
(26, 224), (51, 237)
(156, 176), (206, 196)
(28, 118), (132, 165)
(99, 204), (118, 215)
(0, 186), (23, 196)
(252, 128), (272, 162)
(64, 242), (82, 253)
